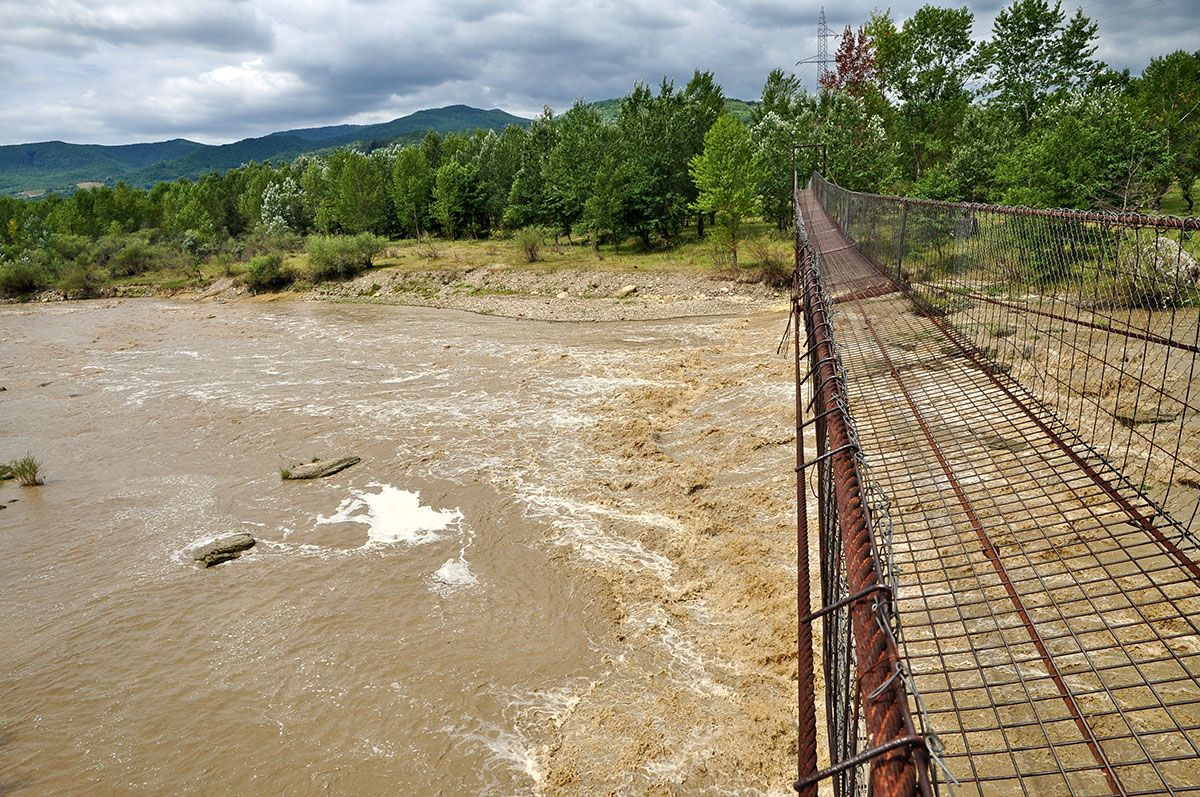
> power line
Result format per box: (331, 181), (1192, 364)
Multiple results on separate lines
(1096, 0), (1178, 20)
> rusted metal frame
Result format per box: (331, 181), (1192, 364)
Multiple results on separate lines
(829, 214), (1200, 783)
(856, 284), (1200, 751)
(801, 189), (1137, 787)
(819, 189), (1200, 583)
(913, 279), (1200, 356)
(855, 298), (1129, 797)
(811, 171), (1200, 231)
(866, 331), (1200, 786)
(800, 583), (893, 624)
(799, 197), (928, 797)
(923, 308), (1200, 584)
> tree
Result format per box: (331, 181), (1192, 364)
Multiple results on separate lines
(689, 114), (766, 268)
(544, 100), (610, 238)
(503, 107), (557, 230)
(1134, 50), (1200, 211)
(997, 88), (1167, 210)
(752, 68), (806, 124)
(752, 109), (817, 229)
(324, 149), (385, 234)
(613, 79), (693, 247)
(432, 160), (486, 239)
(822, 26), (879, 100)
(979, 0), (1102, 135)
(816, 89), (897, 192)
(261, 176), (309, 236)
(390, 146), (433, 239)
(870, 5), (977, 184)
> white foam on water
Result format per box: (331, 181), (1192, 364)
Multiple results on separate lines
(316, 484), (463, 547)
(431, 556), (478, 590)
(447, 720), (544, 789)
(518, 488), (678, 579)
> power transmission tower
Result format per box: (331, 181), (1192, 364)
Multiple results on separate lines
(796, 7), (836, 88)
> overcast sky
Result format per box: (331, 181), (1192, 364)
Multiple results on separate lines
(1, 0), (1194, 146)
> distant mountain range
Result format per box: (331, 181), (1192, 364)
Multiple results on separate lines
(0, 105), (531, 197)
(1, 98), (757, 198)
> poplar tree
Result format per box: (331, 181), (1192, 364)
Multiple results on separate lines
(689, 114), (766, 268)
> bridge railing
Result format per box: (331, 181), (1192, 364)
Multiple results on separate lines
(811, 172), (1200, 539)
(792, 185), (936, 797)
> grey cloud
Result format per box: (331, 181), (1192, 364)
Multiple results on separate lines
(0, 1), (274, 55)
(0, 0), (1191, 146)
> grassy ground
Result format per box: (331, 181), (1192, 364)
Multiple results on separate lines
(131, 221), (795, 297)
(1156, 183), (1196, 217)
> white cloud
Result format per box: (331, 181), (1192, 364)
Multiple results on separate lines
(0, 0), (1188, 145)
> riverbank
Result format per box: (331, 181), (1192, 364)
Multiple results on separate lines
(7, 263), (789, 322)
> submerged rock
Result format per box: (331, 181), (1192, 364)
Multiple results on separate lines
(282, 456), (361, 480)
(193, 533), (256, 567)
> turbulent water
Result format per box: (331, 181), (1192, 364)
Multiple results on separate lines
(0, 298), (798, 795)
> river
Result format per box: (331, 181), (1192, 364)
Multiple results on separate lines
(0, 298), (798, 795)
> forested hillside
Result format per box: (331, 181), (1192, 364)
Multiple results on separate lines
(2, 0), (1197, 300)
(0, 106), (530, 196)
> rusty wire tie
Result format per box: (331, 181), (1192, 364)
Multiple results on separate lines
(795, 442), (858, 471)
(792, 733), (928, 793)
(800, 582), (892, 624)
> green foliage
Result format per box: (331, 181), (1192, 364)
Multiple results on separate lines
(512, 226), (546, 262)
(978, 0), (1102, 134)
(391, 147), (434, 238)
(433, 160), (486, 239)
(870, 5), (978, 183)
(244, 252), (294, 292)
(322, 149), (385, 234)
(8, 454), (44, 487)
(690, 115), (767, 267)
(998, 88), (1168, 210)
(0, 256), (50, 296)
(1133, 50), (1200, 213)
(305, 233), (385, 281)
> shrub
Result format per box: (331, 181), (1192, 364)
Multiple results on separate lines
(244, 253), (294, 292)
(0, 257), (50, 297)
(745, 238), (792, 288)
(512, 226), (545, 262)
(306, 233), (386, 282)
(9, 454), (43, 486)
(57, 259), (100, 297)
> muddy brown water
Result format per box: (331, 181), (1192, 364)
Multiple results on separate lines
(0, 299), (799, 795)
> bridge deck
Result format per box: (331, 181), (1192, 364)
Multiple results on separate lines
(800, 189), (1200, 796)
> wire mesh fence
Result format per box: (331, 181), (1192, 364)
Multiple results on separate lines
(792, 185), (937, 797)
(811, 172), (1200, 541)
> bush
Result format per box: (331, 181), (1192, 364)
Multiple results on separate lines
(9, 454), (43, 486)
(0, 257), (50, 297)
(745, 238), (792, 288)
(512, 226), (545, 262)
(306, 233), (386, 282)
(243, 253), (294, 292)
(57, 259), (100, 297)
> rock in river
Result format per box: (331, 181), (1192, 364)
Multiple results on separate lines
(282, 456), (361, 480)
(194, 533), (256, 567)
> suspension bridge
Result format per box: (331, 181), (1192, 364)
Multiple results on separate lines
(791, 171), (1200, 795)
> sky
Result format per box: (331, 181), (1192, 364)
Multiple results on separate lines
(0, 0), (1195, 146)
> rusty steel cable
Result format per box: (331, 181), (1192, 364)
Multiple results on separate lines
(792, 181), (936, 796)
(800, 178), (1200, 795)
